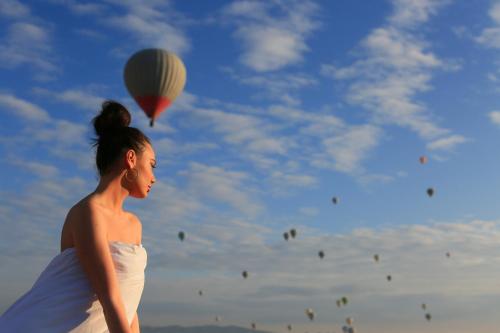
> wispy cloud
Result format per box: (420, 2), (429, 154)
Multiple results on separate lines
(223, 67), (317, 106)
(0, 21), (57, 77)
(33, 87), (106, 111)
(310, 124), (383, 174)
(489, 110), (500, 126)
(475, 2), (500, 48)
(389, 0), (451, 28)
(179, 162), (263, 217)
(105, 0), (190, 56)
(7, 157), (60, 178)
(0, 93), (50, 123)
(426, 134), (469, 151)
(48, 0), (106, 15)
(136, 218), (500, 330)
(222, 0), (320, 72)
(0, 0), (30, 18)
(322, 0), (464, 152)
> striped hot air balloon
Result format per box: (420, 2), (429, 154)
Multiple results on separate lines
(124, 48), (186, 127)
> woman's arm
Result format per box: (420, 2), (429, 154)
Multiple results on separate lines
(131, 312), (140, 333)
(72, 204), (133, 333)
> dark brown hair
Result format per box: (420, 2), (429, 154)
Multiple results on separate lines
(90, 100), (151, 177)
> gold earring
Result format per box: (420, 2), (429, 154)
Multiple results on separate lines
(125, 168), (138, 182)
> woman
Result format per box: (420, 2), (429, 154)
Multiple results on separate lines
(0, 100), (156, 332)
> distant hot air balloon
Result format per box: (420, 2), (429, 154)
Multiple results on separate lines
(178, 231), (185, 241)
(290, 229), (297, 238)
(387, 275), (392, 281)
(251, 322), (256, 330)
(373, 254), (379, 262)
(305, 308), (315, 321)
(346, 317), (353, 326)
(198, 290), (203, 296)
(427, 188), (434, 197)
(336, 299), (342, 307)
(283, 232), (290, 241)
(419, 156), (428, 164)
(124, 48), (187, 127)
(332, 196), (339, 205)
(421, 303), (427, 310)
(425, 313), (432, 321)
(318, 250), (325, 259)
(446, 252), (451, 258)
(341, 297), (348, 306)
(287, 324), (292, 331)
(242, 271), (248, 279)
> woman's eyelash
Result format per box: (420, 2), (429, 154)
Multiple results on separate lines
(152, 164), (157, 169)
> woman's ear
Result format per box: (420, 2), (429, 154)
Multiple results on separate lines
(125, 149), (137, 168)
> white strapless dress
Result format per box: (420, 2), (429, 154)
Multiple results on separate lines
(0, 242), (147, 333)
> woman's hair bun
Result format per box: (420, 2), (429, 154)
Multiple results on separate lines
(92, 100), (131, 138)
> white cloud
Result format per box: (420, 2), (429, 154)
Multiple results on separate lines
(389, 0), (450, 28)
(190, 107), (289, 156)
(8, 158), (60, 178)
(0, 0), (30, 18)
(0, 21), (57, 77)
(426, 134), (469, 151)
(322, 0), (465, 158)
(224, 68), (317, 106)
(489, 110), (500, 126)
(223, 0), (320, 72)
(106, 1), (190, 56)
(48, 0), (106, 15)
(33, 87), (105, 111)
(270, 170), (317, 188)
(312, 124), (383, 174)
(476, 2), (500, 48)
(179, 162), (263, 217)
(0, 93), (50, 122)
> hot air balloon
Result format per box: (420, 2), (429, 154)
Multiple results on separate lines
(425, 313), (432, 321)
(446, 252), (451, 258)
(305, 308), (315, 321)
(251, 322), (256, 330)
(421, 303), (427, 310)
(346, 317), (353, 326)
(283, 232), (289, 241)
(373, 254), (379, 262)
(242, 271), (248, 279)
(427, 188), (434, 197)
(332, 196), (339, 205)
(124, 48), (187, 127)
(419, 156), (428, 164)
(336, 299), (342, 307)
(290, 229), (297, 238)
(341, 297), (348, 305)
(287, 324), (292, 331)
(318, 250), (325, 259)
(198, 290), (203, 296)
(387, 275), (392, 281)
(178, 231), (185, 241)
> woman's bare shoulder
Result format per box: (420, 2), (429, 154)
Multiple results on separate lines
(61, 195), (103, 250)
(125, 211), (142, 244)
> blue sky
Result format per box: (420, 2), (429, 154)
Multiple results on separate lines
(2, 0), (500, 332)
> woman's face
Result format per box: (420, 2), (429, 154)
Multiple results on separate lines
(126, 143), (156, 198)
